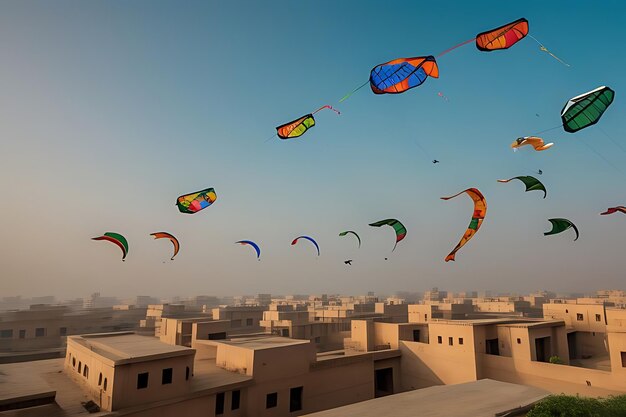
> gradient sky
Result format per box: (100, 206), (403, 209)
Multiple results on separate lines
(1, 1), (625, 299)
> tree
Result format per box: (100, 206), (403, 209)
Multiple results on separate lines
(528, 394), (626, 417)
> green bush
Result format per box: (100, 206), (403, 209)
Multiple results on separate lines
(528, 394), (626, 417)
(548, 356), (563, 364)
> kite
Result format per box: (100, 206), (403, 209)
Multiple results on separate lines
(368, 219), (407, 251)
(561, 86), (615, 133)
(291, 236), (320, 256)
(369, 56), (439, 95)
(344, 260), (352, 265)
(511, 136), (553, 152)
(544, 218), (579, 241)
(150, 232), (180, 260)
(601, 206), (626, 215)
(475, 18), (529, 51)
(497, 176), (547, 198)
(235, 240), (261, 260)
(276, 105), (340, 139)
(176, 187), (216, 214)
(92, 232), (128, 261)
(339, 231), (361, 248)
(441, 188), (486, 262)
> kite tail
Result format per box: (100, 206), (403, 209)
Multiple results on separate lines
(313, 105), (341, 115)
(436, 37), (475, 57)
(528, 35), (570, 67)
(339, 79), (370, 103)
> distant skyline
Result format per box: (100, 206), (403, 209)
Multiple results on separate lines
(1, 1), (626, 298)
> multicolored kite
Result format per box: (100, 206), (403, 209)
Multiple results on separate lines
(176, 187), (217, 214)
(544, 218), (579, 241)
(497, 176), (547, 198)
(235, 240), (261, 260)
(441, 188), (486, 262)
(276, 105), (340, 139)
(370, 56), (439, 95)
(511, 136), (553, 152)
(150, 232), (180, 260)
(600, 206), (626, 216)
(561, 86), (615, 133)
(92, 232), (129, 261)
(475, 18), (529, 51)
(291, 236), (320, 256)
(339, 231), (361, 248)
(368, 219), (407, 251)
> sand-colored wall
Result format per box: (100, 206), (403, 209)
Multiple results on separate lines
(350, 320), (374, 352)
(543, 304), (606, 332)
(216, 344), (255, 376)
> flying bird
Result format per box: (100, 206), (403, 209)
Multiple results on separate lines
(344, 260), (352, 265)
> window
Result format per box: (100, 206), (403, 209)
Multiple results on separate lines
(596, 314), (602, 322)
(137, 372), (149, 389)
(35, 328), (46, 337)
(83, 365), (89, 378)
(412, 329), (420, 342)
(424, 314), (428, 321)
(60, 327), (67, 336)
(576, 313), (584, 321)
(517, 338), (522, 344)
(246, 318), (253, 326)
(186, 366), (190, 381)
(459, 338), (464, 345)
(98, 373), (102, 386)
(565, 309), (568, 313)
(266, 392), (278, 408)
(208, 332), (227, 340)
(19, 330), (26, 339)
(78, 362), (82, 373)
(437, 336), (442, 344)
(231, 390), (240, 410)
(281, 329), (289, 337)
(162, 368), (173, 385)
(448, 337), (453, 346)
(72, 357), (76, 367)
(103, 378), (108, 391)
(290, 386), (303, 412)
(215, 392), (225, 415)
(621, 352), (626, 367)
(0, 329), (13, 338)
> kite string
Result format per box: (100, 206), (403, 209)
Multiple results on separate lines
(313, 105), (341, 115)
(527, 34), (570, 67)
(436, 37), (476, 57)
(338, 79), (370, 103)
(532, 124), (562, 136)
(599, 126), (626, 153)
(579, 138), (626, 178)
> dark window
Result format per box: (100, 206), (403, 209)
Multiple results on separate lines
(596, 314), (602, 322)
(72, 357), (76, 367)
(19, 329), (26, 339)
(290, 386), (303, 412)
(186, 366), (190, 381)
(577, 313), (584, 321)
(412, 329), (420, 342)
(137, 372), (149, 389)
(35, 328), (45, 337)
(0, 329), (13, 338)
(621, 352), (626, 367)
(246, 318), (253, 326)
(486, 339), (500, 356)
(517, 338), (522, 344)
(424, 314), (428, 321)
(437, 336), (442, 344)
(231, 390), (241, 410)
(448, 337), (453, 346)
(98, 373), (102, 386)
(266, 392), (278, 408)
(215, 392), (225, 415)
(459, 338), (464, 345)
(566, 309), (569, 313)
(281, 329), (289, 337)
(83, 365), (89, 378)
(208, 332), (227, 340)
(162, 368), (173, 385)
(60, 327), (67, 336)
(78, 362), (82, 373)
(103, 378), (108, 391)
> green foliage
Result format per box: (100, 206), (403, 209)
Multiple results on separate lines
(528, 394), (626, 417)
(548, 355), (563, 364)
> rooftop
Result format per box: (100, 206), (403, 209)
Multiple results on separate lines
(211, 336), (311, 350)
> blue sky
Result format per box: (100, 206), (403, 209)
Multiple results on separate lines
(1, 1), (625, 298)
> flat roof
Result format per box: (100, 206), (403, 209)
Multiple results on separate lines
(305, 379), (550, 417)
(212, 335), (310, 350)
(68, 332), (193, 365)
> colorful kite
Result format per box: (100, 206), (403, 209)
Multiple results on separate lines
(475, 18), (529, 51)
(92, 232), (128, 261)
(368, 219), (407, 251)
(150, 232), (180, 260)
(339, 231), (361, 248)
(291, 236), (320, 256)
(441, 188), (486, 262)
(497, 176), (547, 198)
(235, 240), (261, 260)
(561, 86), (615, 133)
(511, 136), (553, 152)
(601, 206), (626, 215)
(369, 56), (439, 95)
(176, 187), (216, 214)
(276, 105), (340, 139)
(544, 218), (579, 241)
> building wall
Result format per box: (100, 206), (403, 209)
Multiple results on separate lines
(543, 303), (607, 332)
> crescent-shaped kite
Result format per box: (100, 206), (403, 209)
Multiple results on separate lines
(544, 218), (579, 241)
(369, 56), (439, 95)
(276, 105), (340, 139)
(92, 232), (129, 261)
(441, 188), (486, 262)
(235, 240), (261, 260)
(368, 219), (406, 251)
(601, 206), (626, 215)
(291, 236), (320, 256)
(511, 137), (553, 152)
(475, 18), (529, 52)
(561, 86), (614, 133)
(497, 176), (547, 198)
(177, 187), (217, 214)
(339, 231), (361, 248)
(150, 232), (180, 260)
